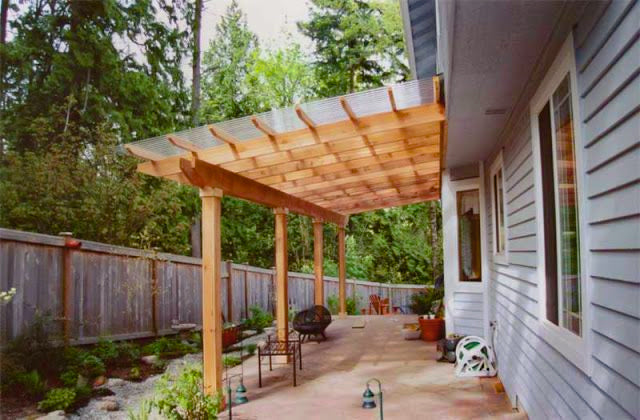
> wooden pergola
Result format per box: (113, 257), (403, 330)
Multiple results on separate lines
(125, 77), (446, 396)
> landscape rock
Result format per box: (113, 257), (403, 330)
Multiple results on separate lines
(241, 329), (257, 338)
(104, 378), (125, 388)
(97, 398), (119, 411)
(36, 410), (66, 419)
(141, 355), (158, 365)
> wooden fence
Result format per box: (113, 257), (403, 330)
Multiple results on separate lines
(0, 228), (427, 345)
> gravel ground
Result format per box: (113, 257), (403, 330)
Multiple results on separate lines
(66, 332), (268, 420)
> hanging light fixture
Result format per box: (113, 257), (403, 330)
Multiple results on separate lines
(362, 378), (383, 419)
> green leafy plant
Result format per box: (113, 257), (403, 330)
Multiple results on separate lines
(37, 387), (77, 412)
(142, 337), (196, 356)
(16, 370), (47, 397)
(327, 295), (360, 315)
(223, 355), (241, 368)
(153, 365), (221, 419)
(244, 344), (257, 356)
(117, 341), (142, 365)
(189, 332), (202, 347)
(128, 399), (153, 420)
(78, 354), (106, 378)
(92, 338), (119, 364)
(60, 370), (79, 387)
(410, 288), (445, 316)
(129, 366), (142, 381)
(244, 306), (273, 333)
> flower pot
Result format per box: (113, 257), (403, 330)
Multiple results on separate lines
(419, 317), (445, 341)
(222, 325), (240, 348)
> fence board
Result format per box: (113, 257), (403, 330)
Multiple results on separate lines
(1, 228), (429, 344)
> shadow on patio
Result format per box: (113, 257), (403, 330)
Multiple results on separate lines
(224, 315), (525, 419)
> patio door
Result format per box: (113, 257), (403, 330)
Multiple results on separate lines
(442, 167), (489, 339)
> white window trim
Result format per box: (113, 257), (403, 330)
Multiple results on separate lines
(529, 33), (591, 375)
(489, 151), (509, 265)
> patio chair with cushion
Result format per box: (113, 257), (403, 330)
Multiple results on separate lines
(292, 305), (332, 342)
(368, 294), (390, 315)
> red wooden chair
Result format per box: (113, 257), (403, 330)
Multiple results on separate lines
(368, 294), (390, 315)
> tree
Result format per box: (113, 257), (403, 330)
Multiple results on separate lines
(298, 0), (409, 96)
(190, 0), (203, 126)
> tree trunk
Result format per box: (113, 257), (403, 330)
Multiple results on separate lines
(190, 0), (202, 126)
(0, 0), (9, 109)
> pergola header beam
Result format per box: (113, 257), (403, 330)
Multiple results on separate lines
(180, 158), (347, 226)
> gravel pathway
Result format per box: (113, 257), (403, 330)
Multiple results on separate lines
(66, 332), (268, 419)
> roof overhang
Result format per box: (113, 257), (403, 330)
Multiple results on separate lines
(126, 78), (445, 225)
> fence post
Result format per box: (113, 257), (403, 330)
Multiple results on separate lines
(226, 261), (233, 322)
(151, 257), (158, 335)
(59, 232), (79, 345)
(243, 265), (249, 320)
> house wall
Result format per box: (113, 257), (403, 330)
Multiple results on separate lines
(481, 2), (639, 418)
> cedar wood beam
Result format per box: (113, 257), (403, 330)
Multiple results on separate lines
(179, 158), (347, 226)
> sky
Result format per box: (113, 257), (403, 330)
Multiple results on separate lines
(201, 0), (312, 50)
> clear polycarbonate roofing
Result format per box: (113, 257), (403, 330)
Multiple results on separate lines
(128, 78), (435, 158)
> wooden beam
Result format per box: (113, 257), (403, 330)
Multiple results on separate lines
(125, 144), (164, 162)
(295, 105), (316, 130)
(313, 219), (324, 306)
(251, 116), (277, 138)
(337, 192), (439, 214)
(338, 226), (346, 318)
(274, 208), (289, 343)
(387, 87), (397, 112)
(168, 135), (201, 158)
(200, 187), (223, 396)
(184, 158), (347, 226)
(138, 104), (444, 177)
(432, 75), (441, 104)
(339, 97), (358, 123)
(208, 124), (240, 145)
(315, 179), (437, 208)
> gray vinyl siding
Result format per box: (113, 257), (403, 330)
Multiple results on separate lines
(406, 0), (437, 79)
(451, 291), (483, 337)
(483, 2), (640, 419)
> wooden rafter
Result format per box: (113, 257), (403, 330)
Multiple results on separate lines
(337, 191), (439, 214)
(167, 135), (201, 158)
(295, 105), (316, 130)
(125, 144), (164, 162)
(387, 87), (397, 112)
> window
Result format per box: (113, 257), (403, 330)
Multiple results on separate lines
(536, 74), (582, 336)
(457, 189), (482, 282)
(490, 153), (507, 264)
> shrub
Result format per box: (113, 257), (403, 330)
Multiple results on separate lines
(327, 295), (339, 314)
(129, 366), (141, 380)
(16, 370), (47, 397)
(92, 338), (119, 364)
(118, 341), (141, 365)
(37, 387), (77, 412)
(153, 365), (220, 419)
(244, 306), (273, 333)
(60, 370), (79, 387)
(5, 313), (60, 374)
(142, 337), (196, 356)
(0, 353), (26, 390)
(189, 332), (202, 347)
(223, 355), (241, 368)
(410, 288), (445, 316)
(327, 295), (360, 315)
(78, 354), (106, 378)
(244, 344), (257, 356)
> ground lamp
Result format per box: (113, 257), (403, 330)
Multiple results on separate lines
(362, 378), (383, 419)
(235, 345), (249, 405)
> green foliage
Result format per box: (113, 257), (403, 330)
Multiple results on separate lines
(298, 0), (409, 96)
(37, 387), (77, 413)
(153, 365), (221, 419)
(15, 370), (48, 397)
(327, 295), (359, 315)
(244, 306), (273, 333)
(244, 344), (257, 356)
(117, 341), (142, 365)
(78, 354), (106, 378)
(92, 338), (119, 364)
(189, 332), (202, 347)
(60, 370), (79, 388)
(129, 366), (142, 381)
(409, 288), (445, 316)
(142, 337), (196, 356)
(223, 355), (241, 368)
(128, 399), (153, 420)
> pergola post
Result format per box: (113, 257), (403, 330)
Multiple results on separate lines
(338, 225), (347, 318)
(200, 187), (223, 397)
(313, 219), (324, 306)
(274, 208), (289, 342)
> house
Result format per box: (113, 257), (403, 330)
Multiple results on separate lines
(401, 0), (639, 418)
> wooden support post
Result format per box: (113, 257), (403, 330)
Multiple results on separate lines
(60, 233), (75, 344)
(274, 208), (289, 342)
(226, 260), (233, 323)
(200, 187), (223, 397)
(338, 226), (347, 318)
(313, 219), (324, 306)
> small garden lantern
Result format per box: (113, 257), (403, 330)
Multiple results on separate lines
(235, 381), (248, 404)
(362, 378), (383, 419)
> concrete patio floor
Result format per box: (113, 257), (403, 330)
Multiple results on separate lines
(224, 315), (525, 419)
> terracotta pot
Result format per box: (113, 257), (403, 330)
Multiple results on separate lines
(222, 325), (240, 348)
(419, 317), (445, 341)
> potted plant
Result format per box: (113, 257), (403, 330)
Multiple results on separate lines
(222, 322), (240, 348)
(410, 288), (445, 341)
